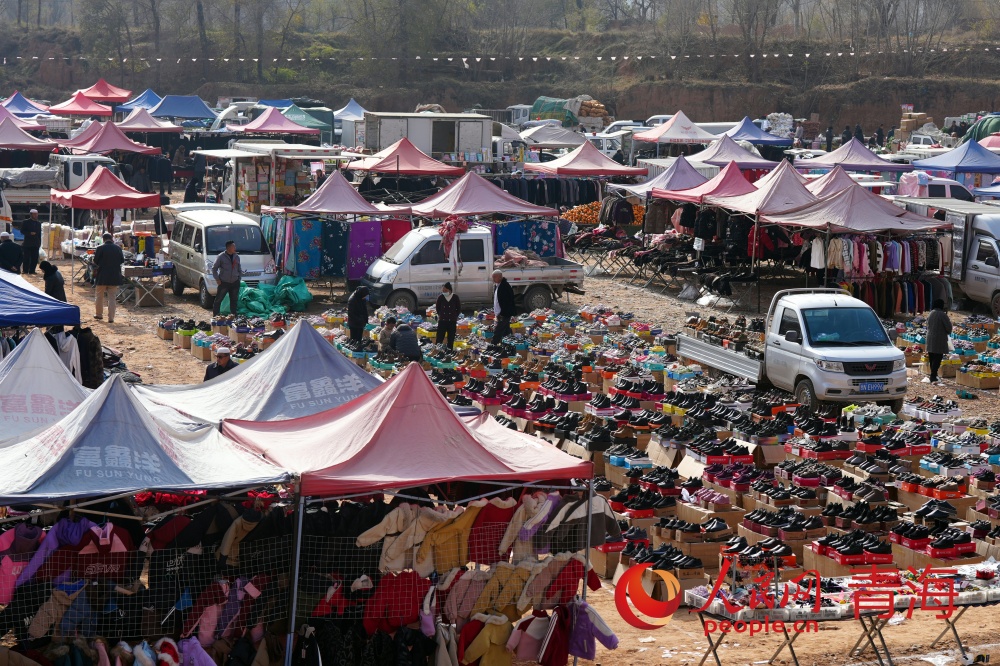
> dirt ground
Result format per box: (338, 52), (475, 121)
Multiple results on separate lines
(26, 255), (1000, 664)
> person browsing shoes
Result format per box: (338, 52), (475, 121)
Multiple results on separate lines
(923, 298), (952, 385)
(435, 282), (461, 349)
(492, 270), (515, 341)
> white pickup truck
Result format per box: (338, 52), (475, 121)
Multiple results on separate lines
(362, 226), (585, 312)
(0, 154), (119, 225)
(677, 289), (907, 411)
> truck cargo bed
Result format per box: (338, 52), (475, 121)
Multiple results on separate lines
(677, 334), (763, 382)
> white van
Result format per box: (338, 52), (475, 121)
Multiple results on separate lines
(165, 203), (278, 309)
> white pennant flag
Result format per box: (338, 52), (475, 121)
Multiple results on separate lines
(670, 55), (676, 60)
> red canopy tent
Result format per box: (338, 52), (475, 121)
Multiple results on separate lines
(67, 121), (161, 155)
(398, 172), (558, 217)
(523, 141), (647, 176)
(804, 165), (858, 197)
(286, 169), (407, 215)
(222, 363), (593, 495)
(51, 166), (160, 208)
(78, 79), (132, 104)
(48, 92), (113, 117)
(115, 108), (183, 133)
(58, 121), (103, 148)
(705, 160), (816, 215)
(234, 107), (320, 135)
(346, 138), (465, 176)
(0, 118), (59, 151)
(652, 161), (756, 203)
(0, 104), (45, 132)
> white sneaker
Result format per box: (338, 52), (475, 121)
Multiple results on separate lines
(921, 377), (932, 383)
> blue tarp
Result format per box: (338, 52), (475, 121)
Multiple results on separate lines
(0, 376), (291, 501)
(149, 95), (217, 119)
(724, 116), (793, 146)
(912, 140), (1000, 174)
(0, 269), (80, 327)
(258, 99), (293, 108)
(2, 92), (48, 118)
(116, 88), (162, 113)
(974, 182), (1000, 197)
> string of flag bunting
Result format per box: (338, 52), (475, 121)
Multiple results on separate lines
(3, 47), (1000, 65)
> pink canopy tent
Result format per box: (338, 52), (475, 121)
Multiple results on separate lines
(524, 141), (647, 176)
(980, 134), (1000, 150)
(235, 107), (320, 135)
(286, 169), (408, 215)
(58, 121), (103, 148)
(398, 172), (558, 217)
(804, 165), (858, 197)
(761, 182), (948, 233)
(48, 92), (113, 117)
(652, 161), (756, 203)
(0, 118), (58, 151)
(78, 78), (132, 103)
(222, 363), (593, 495)
(633, 111), (718, 144)
(116, 108), (183, 133)
(753, 159), (807, 188)
(68, 121), (160, 155)
(705, 160), (816, 214)
(51, 166), (160, 208)
(606, 154), (708, 197)
(795, 138), (912, 172)
(0, 105), (44, 132)
(346, 138), (465, 176)
(689, 135), (779, 170)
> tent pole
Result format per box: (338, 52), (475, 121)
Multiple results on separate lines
(753, 215), (760, 313)
(582, 478), (594, 603)
(284, 492), (306, 666)
(71, 208), (75, 294)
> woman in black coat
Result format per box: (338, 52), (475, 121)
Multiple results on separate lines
(435, 281), (461, 349)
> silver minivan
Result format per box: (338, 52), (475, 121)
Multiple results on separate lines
(166, 204), (278, 309)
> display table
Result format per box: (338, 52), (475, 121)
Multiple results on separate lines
(120, 265), (171, 307)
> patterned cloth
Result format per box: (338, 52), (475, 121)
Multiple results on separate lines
(524, 219), (558, 257)
(347, 221), (382, 281)
(293, 218), (323, 279)
(321, 220), (349, 277)
(494, 223), (524, 254)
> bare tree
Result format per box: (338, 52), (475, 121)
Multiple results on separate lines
(725, 0), (784, 81)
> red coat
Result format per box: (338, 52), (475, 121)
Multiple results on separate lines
(467, 499), (517, 565)
(542, 558), (601, 609)
(362, 571), (431, 635)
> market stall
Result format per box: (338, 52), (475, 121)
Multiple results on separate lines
(78, 78), (132, 104)
(334, 97), (367, 147)
(234, 107), (320, 137)
(0, 118), (59, 151)
(723, 116), (794, 146)
(133, 320), (382, 427)
(50, 166), (161, 292)
(795, 137), (913, 174)
(2, 91), (48, 117)
(47, 91), (113, 117)
(687, 135), (780, 178)
(281, 104), (332, 144)
(261, 169), (411, 280)
(115, 88), (162, 114)
(346, 137), (464, 204)
(804, 164), (858, 196)
(0, 269), (80, 327)
(632, 110), (719, 158)
(64, 121), (161, 156)
(0, 104), (45, 131)
(911, 139), (1000, 190)
(115, 108), (184, 133)
(0, 328), (90, 438)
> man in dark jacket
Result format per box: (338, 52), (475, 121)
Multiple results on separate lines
(854, 123), (864, 144)
(346, 286), (370, 341)
(93, 232), (124, 322)
(39, 261), (66, 302)
(212, 240), (243, 316)
(492, 270), (516, 341)
(841, 126), (852, 147)
(20, 209), (42, 274)
(192, 150), (207, 189)
(824, 126), (834, 152)
(924, 299), (952, 385)
(435, 281), (461, 349)
(390, 324), (422, 362)
(204, 347), (239, 381)
(875, 124), (885, 147)
(0, 232), (22, 273)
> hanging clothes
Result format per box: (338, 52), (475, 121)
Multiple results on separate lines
(380, 219), (411, 253)
(321, 221), (349, 278)
(524, 220), (559, 258)
(292, 219), (322, 279)
(347, 221), (382, 281)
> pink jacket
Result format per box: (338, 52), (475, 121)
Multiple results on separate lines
(506, 611), (550, 661)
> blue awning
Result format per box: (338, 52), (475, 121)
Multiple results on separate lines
(724, 116), (793, 147)
(913, 140), (1000, 174)
(0, 269), (80, 327)
(116, 88), (162, 113)
(149, 95), (217, 119)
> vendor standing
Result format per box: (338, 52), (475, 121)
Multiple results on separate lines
(492, 270), (515, 340)
(346, 286), (370, 342)
(94, 232), (124, 323)
(435, 282), (461, 349)
(204, 347), (239, 381)
(20, 209), (41, 274)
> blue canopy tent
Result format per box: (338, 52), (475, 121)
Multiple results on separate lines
(0, 269), (80, 327)
(2, 91), (48, 117)
(724, 117), (793, 146)
(149, 95), (217, 119)
(912, 140), (1000, 174)
(115, 88), (162, 113)
(258, 99), (293, 108)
